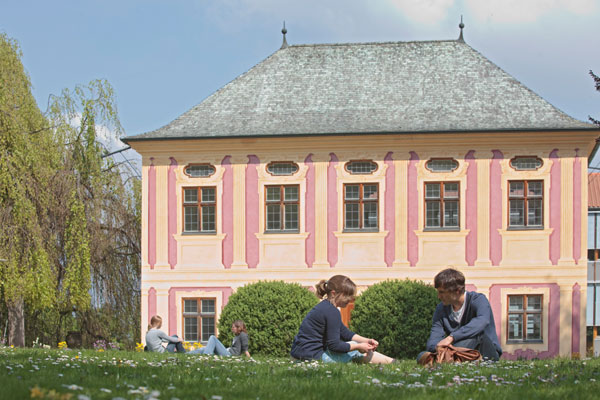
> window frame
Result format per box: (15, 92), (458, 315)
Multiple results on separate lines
(264, 184), (300, 233)
(425, 158), (459, 173)
(507, 180), (544, 230)
(344, 160), (378, 175)
(423, 181), (460, 231)
(265, 161), (299, 176)
(343, 182), (379, 232)
(183, 163), (216, 178)
(182, 186), (217, 234)
(509, 156), (543, 171)
(181, 297), (217, 343)
(506, 294), (543, 344)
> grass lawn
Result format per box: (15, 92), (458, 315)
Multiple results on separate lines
(1, 347), (600, 399)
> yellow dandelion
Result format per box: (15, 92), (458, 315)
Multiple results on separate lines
(30, 385), (45, 399)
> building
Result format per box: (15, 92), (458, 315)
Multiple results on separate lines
(123, 26), (598, 358)
(587, 172), (600, 343)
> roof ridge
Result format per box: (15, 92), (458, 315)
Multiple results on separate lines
(286, 39), (461, 48)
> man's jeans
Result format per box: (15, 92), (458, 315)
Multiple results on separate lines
(417, 333), (500, 362)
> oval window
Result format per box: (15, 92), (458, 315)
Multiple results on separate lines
(266, 162), (299, 176)
(426, 159), (458, 172)
(346, 160), (377, 175)
(184, 164), (215, 178)
(510, 157), (542, 171)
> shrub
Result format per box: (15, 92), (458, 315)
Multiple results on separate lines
(218, 281), (318, 357)
(350, 279), (438, 360)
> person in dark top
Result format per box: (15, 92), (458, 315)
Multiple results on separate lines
(189, 320), (250, 357)
(291, 275), (395, 364)
(418, 268), (502, 364)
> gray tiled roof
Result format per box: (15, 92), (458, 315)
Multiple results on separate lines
(125, 39), (594, 142)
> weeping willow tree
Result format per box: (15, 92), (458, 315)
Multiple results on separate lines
(591, 70), (600, 126)
(0, 33), (57, 346)
(0, 33), (140, 347)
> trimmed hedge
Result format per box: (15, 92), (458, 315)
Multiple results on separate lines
(217, 281), (318, 357)
(350, 279), (438, 360)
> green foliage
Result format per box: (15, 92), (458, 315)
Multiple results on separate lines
(218, 281), (318, 356)
(591, 70), (600, 126)
(62, 191), (91, 312)
(350, 279), (438, 360)
(0, 32), (140, 347)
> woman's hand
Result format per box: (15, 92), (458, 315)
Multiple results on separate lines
(353, 341), (376, 353)
(366, 338), (379, 349)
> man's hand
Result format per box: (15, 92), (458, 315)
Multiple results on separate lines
(436, 335), (453, 348)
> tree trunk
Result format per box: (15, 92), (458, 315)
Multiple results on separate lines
(7, 297), (25, 347)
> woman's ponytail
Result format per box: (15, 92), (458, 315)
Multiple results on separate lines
(315, 279), (329, 299)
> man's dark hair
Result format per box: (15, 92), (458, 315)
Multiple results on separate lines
(434, 268), (465, 293)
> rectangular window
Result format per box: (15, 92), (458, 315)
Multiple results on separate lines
(344, 183), (378, 231)
(182, 298), (216, 342)
(508, 180), (543, 228)
(507, 294), (543, 342)
(183, 187), (216, 233)
(265, 185), (300, 232)
(424, 182), (459, 229)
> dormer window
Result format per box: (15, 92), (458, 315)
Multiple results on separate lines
(510, 157), (543, 171)
(266, 162), (299, 176)
(184, 164), (215, 178)
(345, 160), (377, 175)
(425, 159), (458, 173)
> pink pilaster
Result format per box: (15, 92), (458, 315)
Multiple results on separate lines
(168, 157), (178, 269)
(573, 150), (581, 264)
(246, 155), (260, 268)
(168, 287), (233, 336)
(328, 153), (339, 267)
(384, 152), (395, 267)
(490, 150), (503, 266)
(221, 156), (233, 268)
(148, 158), (156, 269)
(572, 283), (581, 354)
(549, 149), (561, 265)
(305, 154), (315, 268)
(148, 287), (156, 323)
(465, 150), (477, 266)
(407, 151), (419, 266)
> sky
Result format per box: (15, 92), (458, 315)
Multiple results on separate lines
(1, 0), (599, 164)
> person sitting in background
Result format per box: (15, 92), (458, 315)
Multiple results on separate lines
(145, 315), (186, 353)
(189, 320), (250, 357)
(418, 268), (502, 364)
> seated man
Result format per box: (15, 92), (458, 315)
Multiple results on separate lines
(418, 268), (502, 364)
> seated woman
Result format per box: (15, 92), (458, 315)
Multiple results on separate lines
(189, 320), (250, 357)
(291, 275), (395, 364)
(145, 315), (186, 353)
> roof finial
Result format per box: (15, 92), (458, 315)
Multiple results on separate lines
(280, 21), (288, 49)
(458, 15), (465, 42)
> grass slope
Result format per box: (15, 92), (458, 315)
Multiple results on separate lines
(1, 347), (600, 399)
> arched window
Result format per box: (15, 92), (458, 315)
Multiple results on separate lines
(425, 159), (458, 172)
(266, 162), (299, 176)
(184, 164), (215, 178)
(510, 157), (543, 171)
(345, 160), (377, 175)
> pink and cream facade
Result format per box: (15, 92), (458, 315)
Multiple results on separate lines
(124, 35), (598, 358)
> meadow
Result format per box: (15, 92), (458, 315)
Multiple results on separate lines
(1, 346), (600, 400)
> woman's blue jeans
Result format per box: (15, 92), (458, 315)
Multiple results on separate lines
(188, 335), (231, 356)
(166, 335), (186, 353)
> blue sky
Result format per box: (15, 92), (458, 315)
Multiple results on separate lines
(2, 1), (599, 150)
